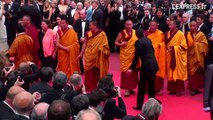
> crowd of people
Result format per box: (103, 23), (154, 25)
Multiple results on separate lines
(0, 0), (213, 119)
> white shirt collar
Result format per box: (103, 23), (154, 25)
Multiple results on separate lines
(3, 101), (16, 113)
(16, 113), (30, 119)
(16, 32), (25, 36)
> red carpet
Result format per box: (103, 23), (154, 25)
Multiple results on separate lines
(108, 53), (210, 120)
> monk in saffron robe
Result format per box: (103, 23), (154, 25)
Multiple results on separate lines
(56, 15), (80, 77)
(115, 20), (139, 97)
(22, 15), (40, 66)
(147, 21), (166, 95)
(186, 21), (208, 96)
(166, 20), (188, 97)
(8, 24), (33, 69)
(77, 21), (110, 91)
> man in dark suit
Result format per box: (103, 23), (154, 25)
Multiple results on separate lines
(196, 14), (211, 36)
(10, 91), (34, 120)
(40, 71), (67, 104)
(19, 0), (41, 29)
(130, 29), (159, 110)
(18, 62), (40, 91)
(4, 0), (19, 47)
(91, 0), (104, 30)
(66, 0), (76, 26)
(0, 86), (25, 120)
(28, 67), (53, 94)
(74, 9), (90, 74)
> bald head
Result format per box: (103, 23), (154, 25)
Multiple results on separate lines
(6, 86), (25, 102)
(190, 20), (198, 32)
(76, 109), (101, 120)
(31, 103), (49, 120)
(13, 91), (34, 115)
(22, 15), (31, 27)
(80, 9), (87, 20)
(125, 20), (133, 31)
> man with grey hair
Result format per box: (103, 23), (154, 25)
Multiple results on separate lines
(142, 98), (162, 120)
(75, 109), (101, 120)
(69, 73), (86, 94)
(180, 13), (190, 34)
(122, 98), (162, 120)
(31, 103), (49, 120)
(40, 71), (67, 104)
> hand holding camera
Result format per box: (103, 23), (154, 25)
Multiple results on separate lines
(14, 76), (24, 87)
(114, 86), (121, 97)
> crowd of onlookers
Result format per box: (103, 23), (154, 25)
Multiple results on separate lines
(0, 0), (213, 119)
(0, 60), (162, 120)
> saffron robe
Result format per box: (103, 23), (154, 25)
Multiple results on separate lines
(166, 30), (188, 81)
(57, 28), (80, 77)
(84, 30), (110, 91)
(119, 29), (139, 90)
(187, 31), (208, 90)
(8, 34), (33, 69)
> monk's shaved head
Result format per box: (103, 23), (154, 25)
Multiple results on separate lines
(13, 91), (34, 114)
(149, 20), (158, 32)
(125, 20), (133, 31)
(190, 20), (198, 32)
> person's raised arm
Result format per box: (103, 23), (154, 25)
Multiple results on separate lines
(115, 32), (127, 47)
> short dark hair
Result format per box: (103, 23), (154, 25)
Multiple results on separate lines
(97, 76), (114, 94)
(17, 24), (26, 33)
(156, 8), (163, 13)
(40, 67), (54, 83)
(48, 99), (71, 120)
(53, 71), (67, 89)
(87, 88), (106, 107)
(196, 14), (205, 20)
(136, 28), (144, 38)
(59, 14), (69, 23)
(71, 94), (90, 116)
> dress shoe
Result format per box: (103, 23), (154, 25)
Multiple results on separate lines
(132, 106), (142, 110)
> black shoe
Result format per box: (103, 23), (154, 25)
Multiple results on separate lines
(132, 106), (142, 110)
(191, 90), (201, 96)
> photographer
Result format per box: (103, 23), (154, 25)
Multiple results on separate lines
(96, 76), (127, 120)
(17, 61), (40, 90)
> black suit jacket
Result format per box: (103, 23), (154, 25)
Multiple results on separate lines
(199, 24), (210, 36)
(0, 101), (15, 120)
(28, 81), (53, 94)
(4, 2), (19, 25)
(10, 114), (29, 120)
(73, 19), (90, 40)
(131, 37), (159, 72)
(20, 64), (40, 90)
(103, 97), (126, 120)
(66, 6), (75, 25)
(92, 8), (104, 29)
(19, 4), (41, 29)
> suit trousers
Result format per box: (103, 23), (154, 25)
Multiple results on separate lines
(5, 22), (17, 47)
(204, 64), (213, 108)
(137, 69), (156, 107)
